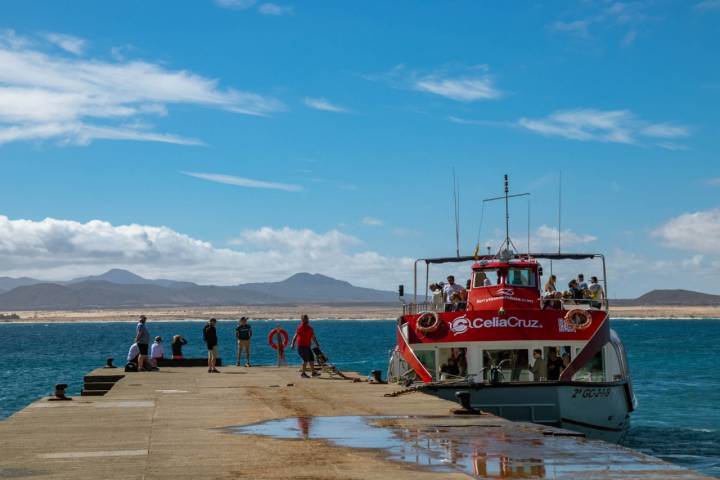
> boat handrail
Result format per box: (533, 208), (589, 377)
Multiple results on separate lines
(402, 298), (608, 315)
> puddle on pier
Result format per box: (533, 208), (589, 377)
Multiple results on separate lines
(226, 416), (695, 479)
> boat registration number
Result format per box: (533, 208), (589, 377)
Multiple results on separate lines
(571, 387), (611, 399)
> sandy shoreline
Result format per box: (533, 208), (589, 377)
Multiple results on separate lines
(1, 304), (720, 323)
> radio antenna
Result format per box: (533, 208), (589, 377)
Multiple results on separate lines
(558, 171), (562, 254)
(452, 168), (460, 258)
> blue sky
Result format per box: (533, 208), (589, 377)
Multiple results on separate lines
(0, 0), (718, 296)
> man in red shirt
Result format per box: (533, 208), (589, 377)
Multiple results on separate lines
(290, 314), (321, 378)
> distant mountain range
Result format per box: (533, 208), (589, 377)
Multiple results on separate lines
(0, 269), (718, 310)
(0, 269), (397, 310)
(613, 289), (720, 307)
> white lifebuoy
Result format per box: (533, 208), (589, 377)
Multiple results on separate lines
(416, 312), (441, 334)
(564, 309), (592, 330)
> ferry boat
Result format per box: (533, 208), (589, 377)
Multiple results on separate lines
(387, 177), (636, 443)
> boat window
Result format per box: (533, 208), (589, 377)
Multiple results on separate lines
(573, 349), (605, 382)
(507, 268), (535, 287)
(474, 269), (502, 287)
(415, 350), (436, 380)
(543, 346), (571, 380)
(483, 349), (529, 382)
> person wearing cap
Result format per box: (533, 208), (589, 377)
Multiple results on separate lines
(150, 336), (164, 370)
(134, 315), (151, 372)
(235, 317), (252, 367)
(290, 314), (321, 378)
(203, 318), (220, 373)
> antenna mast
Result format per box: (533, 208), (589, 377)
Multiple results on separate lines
(504, 174), (510, 251)
(558, 171), (562, 254)
(453, 169), (460, 258)
(481, 175), (529, 258)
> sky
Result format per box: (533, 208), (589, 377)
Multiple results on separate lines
(0, 0), (718, 296)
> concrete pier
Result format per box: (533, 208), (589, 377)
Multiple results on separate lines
(0, 366), (710, 479)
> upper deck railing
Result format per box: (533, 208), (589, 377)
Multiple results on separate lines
(402, 297), (608, 316)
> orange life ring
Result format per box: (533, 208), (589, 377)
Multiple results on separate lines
(564, 309), (592, 330)
(267, 328), (289, 349)
(416, 312), (441, 333)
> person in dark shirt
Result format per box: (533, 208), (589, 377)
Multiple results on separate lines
(235, 317), (252, 367)
(546, 348), (564, 381)
(203, 318), (220, 373)
(171, 335), (187, 359)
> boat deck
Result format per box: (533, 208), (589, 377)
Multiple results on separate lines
(0, 366), (710, 479)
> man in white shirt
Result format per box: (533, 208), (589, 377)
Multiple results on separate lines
(150, 336), (164, 369)
(442, 275), (466, 305)
(127, 343), (139, 363)
(577, 274), (588, 290)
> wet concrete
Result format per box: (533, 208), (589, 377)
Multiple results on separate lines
(0, 367), (710, 479)
(228, 415), (703, 479)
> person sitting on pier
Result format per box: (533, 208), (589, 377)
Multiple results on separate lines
(150, 336), (163, 370)
(530, 349), (547, 382)
(443, 276), (466, 312)
(171, 335), (187, 360)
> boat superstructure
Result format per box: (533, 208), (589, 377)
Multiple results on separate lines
(388, 177), (636, 443)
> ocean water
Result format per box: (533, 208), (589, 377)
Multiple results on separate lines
(0, 319), (718, 477)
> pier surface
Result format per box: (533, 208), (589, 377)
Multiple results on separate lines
(0, 366), (710, 479)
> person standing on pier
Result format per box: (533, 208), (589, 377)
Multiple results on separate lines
(135, 315), (150, 372)
(290, 314), (321, 378)
(203, 318), (220, 373)
(235, 317), (252, 367)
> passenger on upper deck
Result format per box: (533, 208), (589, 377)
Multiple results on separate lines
(588, 276), (605, 300)
(544, 274), (558, 295)
(429, 283), (444, 310)
(577, 274), (588, 290)
(567, 279), (584, 300)
(443, 275), (466, 303)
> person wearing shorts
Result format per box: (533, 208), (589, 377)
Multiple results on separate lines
(134, 315), (151, 371)
(203, 318), (220, 373)
(290, 314), (320, 378)
(235, 317), (252, 367)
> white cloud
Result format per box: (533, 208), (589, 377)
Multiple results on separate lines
(695, 0), (720, 11)
(0, 31), (284, 146)
(517, 109), (689, 145)
(653, 208), (720, 253)
(414, 73), (501, 102)
(44, 32), (86, 55)
(366, 64), (502, 102)
(549, 20), (590, 37)
(258, 3), (293, 15)
(533, 225), (597, 250)
(233, 226), (360, 251)
(303, 97), (348, 113)
(215, 0), (256, 9)
(622, 30), (637, 46)
(0, 216), (412, 288)
(181, 172), (302, 192)
(361, 217), (383, 226)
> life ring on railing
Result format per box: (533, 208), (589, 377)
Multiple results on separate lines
(416, 312), (441, 334)
(564, 309), (592, 330)
(267, 328), (289, 349)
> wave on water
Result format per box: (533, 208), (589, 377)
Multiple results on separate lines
(625, 425), (720, 475)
